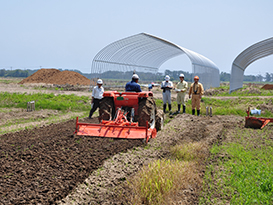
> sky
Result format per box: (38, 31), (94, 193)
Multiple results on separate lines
(0, 0), (273, 76)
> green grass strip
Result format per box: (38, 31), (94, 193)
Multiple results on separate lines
(200, 128), (273, 204)
(211, 85), (273, 96)
(0, 92), (91, 111)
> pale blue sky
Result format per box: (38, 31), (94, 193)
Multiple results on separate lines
(1, 0), (272, 75)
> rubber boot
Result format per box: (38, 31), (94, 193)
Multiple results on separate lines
(177, 104), (181, 113)
(197, 110), (200, 116)
(168, 104), (172, 113)
(192, 109), (195, 115)
(183, 105), (186, 114)
(163, 104), (167, 113)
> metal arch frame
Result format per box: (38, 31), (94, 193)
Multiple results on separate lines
(91, 33), (220, 89)
(230, 37), (273, 93)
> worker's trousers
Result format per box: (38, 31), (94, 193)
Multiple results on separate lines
(89, 98), (101, 118)
(177, 92), (186, 106)
(162, 91), (171, 104)
(191, 94), (201, 110)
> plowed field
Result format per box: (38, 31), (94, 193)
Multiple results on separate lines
(0, 118), (143, 204)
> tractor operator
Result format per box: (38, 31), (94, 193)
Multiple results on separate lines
(189, 76), (204, 116)
(125, 74), (142, 92)
(161, 75), (173, 113)
(89, 79), (104, 119)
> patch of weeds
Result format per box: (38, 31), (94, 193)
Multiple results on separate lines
(200, 128), (273, 204)
(128, 159), (198, 204)
(170, 142), (207, 162)
(75, 138), (82, 144)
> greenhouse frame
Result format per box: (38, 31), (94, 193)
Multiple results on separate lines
(230, 37), (273, 93)
(91, 33), (220, 90)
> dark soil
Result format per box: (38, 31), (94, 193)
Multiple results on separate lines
(0, 117), (142, 204)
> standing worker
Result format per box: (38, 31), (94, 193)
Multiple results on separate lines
(89, 79), (104, 119)
(188, 76), (204, 116)
(161, 75), (173, 113)
(125, 74), (142, 92)
(175, 73), (188, 114)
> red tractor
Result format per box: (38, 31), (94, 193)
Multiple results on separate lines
(99, 91), (163, 131)
(74, 91), (163, 142)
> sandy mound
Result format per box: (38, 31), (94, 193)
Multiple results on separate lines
(261, 84), (273, 90)
(19, 69), (90, 85)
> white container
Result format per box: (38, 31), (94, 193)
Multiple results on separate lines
(250, 109), (261, 115)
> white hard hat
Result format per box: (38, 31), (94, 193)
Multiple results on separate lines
(165, 75), (170, 81)
(179, 73), (184, 78)
(97, 79), (103, 84)
(132, 74), (139, 79)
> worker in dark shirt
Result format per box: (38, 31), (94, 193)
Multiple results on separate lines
(125, 74), (142, 92)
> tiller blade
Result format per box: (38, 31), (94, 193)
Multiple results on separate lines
(74, 110), (156, 143)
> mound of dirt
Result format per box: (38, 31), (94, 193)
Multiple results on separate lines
(261, 84), (273, 90)
(204, 88), (226, 96)
(19, 69), (90, 85)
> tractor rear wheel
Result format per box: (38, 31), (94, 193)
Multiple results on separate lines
(138, 97), (156, 129)
(99, 97), (115, 120)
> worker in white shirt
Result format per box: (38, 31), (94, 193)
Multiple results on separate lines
(161, 75), (173, 113)
(89, 79), (104, 119)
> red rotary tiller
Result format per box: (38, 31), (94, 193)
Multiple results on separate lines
(245, 107), (273, 129)
(74, 108), (157, 143)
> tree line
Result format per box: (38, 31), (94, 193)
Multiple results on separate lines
(220, 72), (273, 82)
(1, 68), (273, 83)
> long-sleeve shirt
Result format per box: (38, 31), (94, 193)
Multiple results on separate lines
(161, 81), (173, 92)
(176, 81), (188, 92)
(92, 86), (104, 99)
(125, 81), (142, 92)
(189, 82), (204, 96)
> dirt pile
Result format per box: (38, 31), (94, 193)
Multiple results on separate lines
(19, 69), (91, 85)
(261, 84), (273, 90)
(204, 88), (226, 96)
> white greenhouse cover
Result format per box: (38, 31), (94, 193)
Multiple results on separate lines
(230, 37), (273, 93)
(91, 33), (220, 90)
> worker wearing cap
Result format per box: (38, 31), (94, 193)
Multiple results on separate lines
(189, 76), (204, 116)
(89, 79), (104, 119)
(161, 75), (173, 113)
(125, 74), (142, 92)
(176, 73), (188, 113)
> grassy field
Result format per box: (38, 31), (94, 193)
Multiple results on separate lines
(0, 92), (90, 111)
(210, 84), (273, 96)
(0, 92), (91, 135)
(156, 96), (273, 118)
(200, 126), (273, 204)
